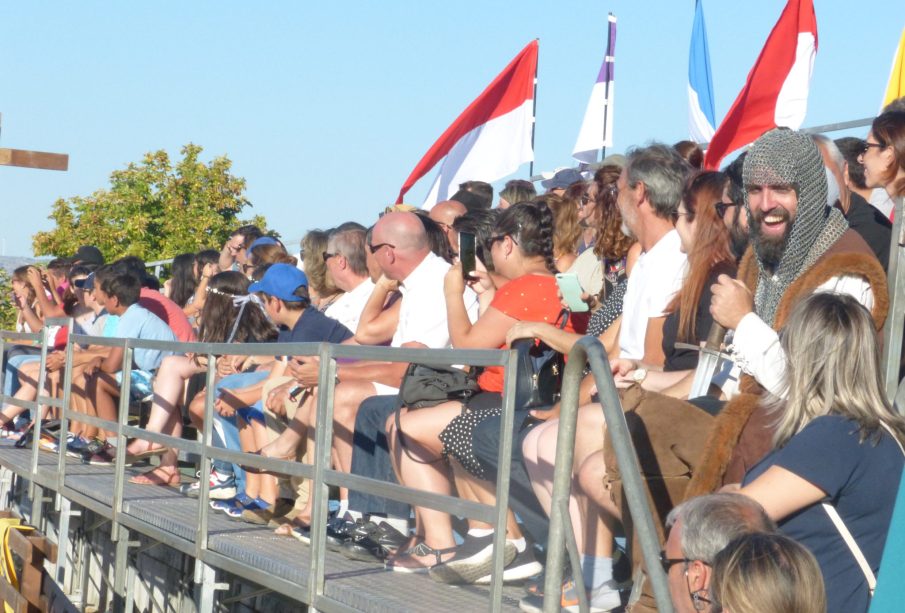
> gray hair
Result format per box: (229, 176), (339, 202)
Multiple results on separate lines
(667, 493), (776, 564)
(624, 143), (692, 219)
(327, 227), (368, 277)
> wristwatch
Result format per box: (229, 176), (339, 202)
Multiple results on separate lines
(632, 368), (648, 384)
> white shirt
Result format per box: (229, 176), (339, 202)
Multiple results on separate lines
(726, 274), (874, 398)
(618, 229), (687, 360)
(392, 252), (479, 349)
(325, 277), (375, 334)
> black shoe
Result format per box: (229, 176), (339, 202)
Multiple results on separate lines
(428, 534), (517, 585)
(325, 517), (360, 552)
(341, 521), (408, 563)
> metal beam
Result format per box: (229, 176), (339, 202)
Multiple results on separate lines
(0, 147), (69, 171)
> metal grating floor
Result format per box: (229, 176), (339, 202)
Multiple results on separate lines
(0, 442), (524, 612)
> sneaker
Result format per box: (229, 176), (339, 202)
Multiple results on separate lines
(519, 578), (623, 613)
(211, 492), (254, 514)
(181, 469), (237, 500)
(474, 545), (544, 584)
(240, 498), (293, 525)
(224, 497), (269, 520)
(428, 534), (517, 585)
(66, 436), (91, 458)
(83, 442), (116, 466)
(341, 521), (409, 563)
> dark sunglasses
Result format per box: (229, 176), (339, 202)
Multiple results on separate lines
(368, 242), (396, 254)
(715, 201), (741, 217)
(659, 550), (689, 574)
(861, 141), (886, 155)
(322, 251), (338, 263)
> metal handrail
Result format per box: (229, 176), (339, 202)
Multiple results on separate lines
(543, 336), (673, 613)
(2, 329), (519, 611)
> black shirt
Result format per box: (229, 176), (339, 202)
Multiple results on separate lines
(846, 192), (892, 270)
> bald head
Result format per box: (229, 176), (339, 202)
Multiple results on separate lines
(430, 200), (467, 228)
(373, 212), (429, 252)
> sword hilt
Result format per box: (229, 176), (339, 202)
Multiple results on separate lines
(704, 322), (727, 353)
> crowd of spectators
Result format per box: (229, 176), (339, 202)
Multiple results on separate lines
(3, 101), (905, 612)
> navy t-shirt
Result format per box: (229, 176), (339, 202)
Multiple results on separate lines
(743, 415), (904, 613)
(276, 306), (353, 344)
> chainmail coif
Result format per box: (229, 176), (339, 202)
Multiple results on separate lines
(742, 128), (849, 326)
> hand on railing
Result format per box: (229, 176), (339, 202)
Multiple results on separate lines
(286, 355), (319, 387)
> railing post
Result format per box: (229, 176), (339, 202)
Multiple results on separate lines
(111, 340), (132, 542)
(194, 352), (218, 583)
(308, 343), (336, 608)
(58, 337), (76, 490)
(544, 337), (674, 613)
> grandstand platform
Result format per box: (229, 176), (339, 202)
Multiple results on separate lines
(0, 440), (525, 612)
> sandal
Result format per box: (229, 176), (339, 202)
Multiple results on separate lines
(125, 446), (167, 462)
(275, 518), (311, 544)
(385, 541), (457, 574)
(129, 467), (181, 486)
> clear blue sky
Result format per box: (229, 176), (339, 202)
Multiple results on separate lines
(1, 1), (901, 257)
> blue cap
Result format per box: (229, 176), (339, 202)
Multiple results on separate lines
(248, 263), (308, 302)
(75, 272), (95, 291)
(246, 236), (279, 256)
(541, 168), (585, 191)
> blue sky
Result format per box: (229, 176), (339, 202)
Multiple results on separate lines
(0, 1), (901, 257)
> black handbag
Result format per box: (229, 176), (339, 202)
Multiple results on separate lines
(398, 363), (479, 409)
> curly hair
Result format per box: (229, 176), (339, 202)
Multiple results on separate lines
(197, 271), (277, 343)
(593, 165), (635, 261)
(536, 193), (581, 261)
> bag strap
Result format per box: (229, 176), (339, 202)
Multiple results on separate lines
(822, 503), (877, 596)
(819, 421), (904, 599)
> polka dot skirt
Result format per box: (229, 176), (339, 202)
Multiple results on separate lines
(439, 392), (502, 480)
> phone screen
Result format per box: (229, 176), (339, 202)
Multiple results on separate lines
(459, 232), (477, 279)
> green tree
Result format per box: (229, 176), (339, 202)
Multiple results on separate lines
(33, 144), (266, 262)
(0, 269), (16, 330)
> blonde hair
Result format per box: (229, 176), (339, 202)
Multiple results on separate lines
(770, 292), (905, 448)
(711, 532), (825, 613)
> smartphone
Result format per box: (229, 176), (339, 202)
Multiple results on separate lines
(555, 273), (589, 313)
(459, 231), (477, 279)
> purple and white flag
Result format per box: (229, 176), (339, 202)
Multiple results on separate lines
(573, 13), (617, 164)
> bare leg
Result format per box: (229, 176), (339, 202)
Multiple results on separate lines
(250, 417), (278, 504)
(129, 355), (201, 455)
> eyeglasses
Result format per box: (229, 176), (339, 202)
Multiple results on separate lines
(659, 550), (689, 574)
(862, 141), (886, 155)
(368, 242), (396, 254)
(322, 252), (338, 262)
(715, 201), (741, 217)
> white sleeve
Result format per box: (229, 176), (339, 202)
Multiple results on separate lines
(730, 312), (787, 397)
(730, 275), (874, 398)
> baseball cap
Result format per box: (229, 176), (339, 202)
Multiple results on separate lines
(541, 168), (585, 191)
(69, 245), (104, 267)
(246, 236), (279, 257)
(74, 272), (95, 291)
(248, 263), (308, 302)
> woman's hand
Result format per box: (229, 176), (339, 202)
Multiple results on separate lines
(506, 322), (540, 346)
(467, 266), (495, 296)
(376, 274), (399, 293)
(444, 262), (467, 297)
(609, 358), (637, 378)
(26, 267), (45, 291)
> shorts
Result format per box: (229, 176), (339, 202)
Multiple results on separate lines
(114, 369), (154, 402)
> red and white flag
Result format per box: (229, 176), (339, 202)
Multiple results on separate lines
(703, 0), (817, 169)
(396, 40), (538, 207)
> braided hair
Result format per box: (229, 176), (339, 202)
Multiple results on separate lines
(493, 201), (557, 274)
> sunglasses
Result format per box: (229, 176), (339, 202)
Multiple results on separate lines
(368, 242), (396, 254)
(659, 550), (689, 574)
(861, 141), (886, 155)
(322, 251), (338, 263)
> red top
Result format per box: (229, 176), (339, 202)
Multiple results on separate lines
(139, 288), (197, 343)
(477, 274), (571, 393)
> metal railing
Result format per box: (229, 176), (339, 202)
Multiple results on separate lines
(0, 325), (670, 612)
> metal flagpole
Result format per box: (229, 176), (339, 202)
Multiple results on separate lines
(600, 13), (616, 162)
(529, 38), (539, 178)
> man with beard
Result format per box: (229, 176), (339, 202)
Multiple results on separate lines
(721, 153), (750, 262)
(610, 128), (888, 613)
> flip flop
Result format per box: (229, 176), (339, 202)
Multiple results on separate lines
(129, 468), (180, 486)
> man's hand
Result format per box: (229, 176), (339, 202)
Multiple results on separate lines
(287, 355), (320, 387)
(710, 274), (754, 330)
(265, 381), (296, 416)
(83, 356), (104, 377)
(216, 355), (244, 377)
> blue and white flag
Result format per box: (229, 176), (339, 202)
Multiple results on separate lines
(688, 0), (716, 143)
(573, 14), (617, 163)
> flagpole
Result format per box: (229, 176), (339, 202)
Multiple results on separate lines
(600, 13), (616, 163)
(529, 38), (539, 178)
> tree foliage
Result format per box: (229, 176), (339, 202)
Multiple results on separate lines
(33, 144), (266, 262)
(0, 269), (16, 330)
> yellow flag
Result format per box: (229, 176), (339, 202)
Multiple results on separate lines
(884, 26), (905, 108)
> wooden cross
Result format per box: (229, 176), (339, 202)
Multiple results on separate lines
(0, 113), (68, 171)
